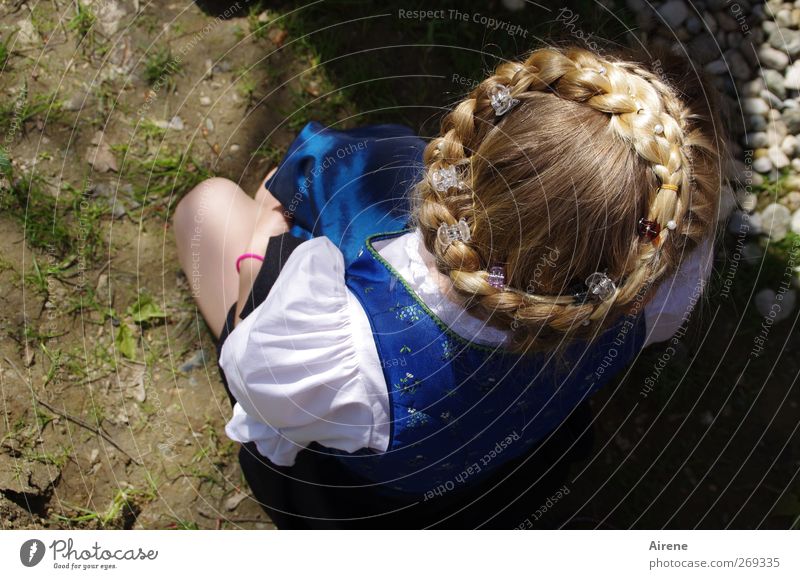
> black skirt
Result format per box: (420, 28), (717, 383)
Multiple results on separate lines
(216, 233), (595, 529)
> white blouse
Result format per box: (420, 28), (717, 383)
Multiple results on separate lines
(219, 228), (715, 466)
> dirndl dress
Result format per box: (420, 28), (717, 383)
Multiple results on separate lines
(215, 121), (594, 529)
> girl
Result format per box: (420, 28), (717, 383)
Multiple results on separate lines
(173, 45), (730, 529)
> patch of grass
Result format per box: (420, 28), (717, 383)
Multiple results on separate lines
(253, 143), (286, 165)
(0, 30), (13, 70)
(66, 1), (96, 45)
(116, 144), (211, 219)
(234, 66), (258, 108)
(0, 85), (64, 138)
(26, 445), (71, 469)
(54, 485), (156, 528)
(247, 6), (270, 40)
(143, 46), (181, 89)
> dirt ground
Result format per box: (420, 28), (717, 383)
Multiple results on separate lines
(1, 0), (799, 530)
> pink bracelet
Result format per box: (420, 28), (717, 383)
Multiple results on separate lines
(235, 253), (264, 273)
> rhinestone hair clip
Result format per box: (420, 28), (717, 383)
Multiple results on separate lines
(489, 84), (519, 117)
(431, 165), (465, 192)
(437, 218), (471, 247)
(573, 272), (617, 303)
(487, 265), (506, 289)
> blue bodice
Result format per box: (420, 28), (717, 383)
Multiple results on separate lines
(330, 229), (646, 498)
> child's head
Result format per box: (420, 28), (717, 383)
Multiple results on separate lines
(411, 45), (730, 352)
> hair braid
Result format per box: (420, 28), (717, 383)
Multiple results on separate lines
(411, 45), (727, 353)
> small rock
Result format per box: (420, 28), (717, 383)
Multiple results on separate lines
(715, 9), (739, 32)
(744, 132), (768, 148)
(14, 19), (40, 47)
(86, 136), (118, 173)
(760, 89), (784, 111)
(755, 288), (797, 322)
(212, 60), (232, 74)
(792, 208), (800, 234)
(690, 34), (720, 65)
(199, 96), (212, 106)
(784, 64), (800, 91)
(769, 27), (800, 57)
(155, 116), (184, 131)
(205, 117), (214, 132)
(781, 135), (798, 157)
(768, 146), (790, 169)
(268, 28), (288, 47)
(763, 69), (787, 99)
(758, 45), (790, 70)
(96, 0), (127, 36)
(747, 115), (767, 131)
(179, 349), (207, 372)
(89, 448), (100, 465)
(704, 59), (728, 75)
(225, 491), (249, 511)
(96, 272), (110, 296)
(727, 50), (751, 80)
(760, 203), (792, 241)
(793, 158), (800, 173)
(658, 0), (689, 27)
(782, 192), (800, 212)
(685, 16), (702, 34)
(741, 193), (758, 213)
(783, 108), (800, 134)
(229, 144), (240, 153)
(753, 156), (773, 173)
(776, 8), (794, 28)
(743, 98), (769, 116)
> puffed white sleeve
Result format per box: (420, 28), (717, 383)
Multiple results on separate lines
(219, 236), (390, 466)
(643, 235), (716, 347)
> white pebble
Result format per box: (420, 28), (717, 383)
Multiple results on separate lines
(199, 96), (212, 106)
(768, 146), (791, 169)
(753, 156), (773, 173)
(760, 203), (792, 241)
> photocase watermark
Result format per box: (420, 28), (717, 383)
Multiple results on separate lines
(422, 430), (520, 501)
(515, 484), (570, 528)
(21, 538), (159, 570)
(284, 139), (369, 220)
(20, 539), (46, 567)
(397, 8), (528, 38)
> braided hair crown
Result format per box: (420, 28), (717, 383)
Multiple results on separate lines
(410, 45), (727, 353)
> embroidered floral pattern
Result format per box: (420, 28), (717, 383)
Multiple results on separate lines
(393, 302), (422, 324)
(393, 372), (421, 396)
(405, 407), (431, 428)
(441, 338), (454, 361)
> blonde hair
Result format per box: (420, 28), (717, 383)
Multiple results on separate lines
(410, 45), (729, 353)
